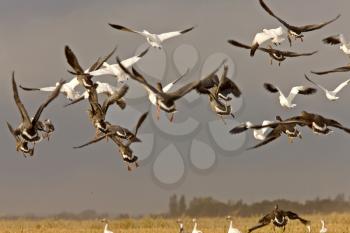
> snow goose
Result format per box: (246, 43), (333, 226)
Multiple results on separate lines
(226, 216), (242, 233)
(192, 219), (202, 233)
(320, 220), (327, 233)
(250, 27), (285, 56)
(87, 48), (149, 82)
(304, 74), (350, 101)
(259, 0), (340, 46)
(10, 72), (65, 143)
(248, 205), (310, 233)
(263, 83), (316, 109)
(323, 34), (350, 56)
(108, 24), (195, 49)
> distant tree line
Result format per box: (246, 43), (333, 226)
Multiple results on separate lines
(167, 194), (350, 217)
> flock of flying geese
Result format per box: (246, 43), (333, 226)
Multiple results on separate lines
(7, 0), (350, 170)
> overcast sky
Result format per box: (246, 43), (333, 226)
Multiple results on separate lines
(1, 0), (350, 216)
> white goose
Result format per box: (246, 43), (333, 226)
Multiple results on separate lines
(226, 216), (242, 233)
(101, 219), (113, 233)
(305, 74), (350, 101)
(320, 220), (327, 233)
(264, 83), (317, 109)
(192, 219), (202, 233)
(250, 27), (285, 56)
(109, 23), (195, 49)
(88, 48), (149, 82)
(323, 34), (350, 55)
(19, 78), (82, 101)
(245, 120), (273, 140)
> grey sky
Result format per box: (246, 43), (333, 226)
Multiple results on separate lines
(1, 0), (350, 216)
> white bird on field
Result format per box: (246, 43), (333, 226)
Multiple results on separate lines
(226, 216), (242, 233)
(102, 219), (113, 233)
(250, 27), (285, 56)
(108, 23), (195, 49)
(305, 74), (350, 101)
(88, 48), (149, 82)
(192, 218), (203, 233)
(264, 83), (317, 109)
(323, 34), (350, 56)
(320, 220), (327, 233)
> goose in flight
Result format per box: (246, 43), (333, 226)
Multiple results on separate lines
(320, 220), (327, 233)
(86, 83), (129, 135)
(231, 116), (302, 149)
(304, 74), (350, 101)
(229, 120), (273, 141)
(10, 72), (65, 143)
(248, 205), (310, 233)
(117, 57), (198, 121)
(228, 39), (317, 66)
(259, 0), (340, 46)
(226, 216), (242, 233)
(250, 26), (285, 56)
(196, 61), (241, 119)
(74, 112), (148, 171)
(192, 219), (202, 233)
(288, 111), (350, 135)
(108, 23), (195, 49)
(7, 122), (34, 157)
(87, 48), (149, 82)
(311, 63), (350, 75)
(323, 34), (350, 56)
(263, 83), (317, 109)
(64, 81), (126, 109)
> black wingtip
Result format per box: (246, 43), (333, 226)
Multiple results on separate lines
(138, 47), (150, 57)
(250, 43), (259, 57)
(263, 83), (279, 93)
(180, 26), (195, 34)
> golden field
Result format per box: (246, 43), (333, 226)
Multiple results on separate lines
(0, 214), (349, 233)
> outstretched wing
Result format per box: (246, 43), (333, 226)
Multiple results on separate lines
(297, 14), (340, 32)
(32, 79), (66, 126)
(311, 65), (350, 75)
(101, 84), (129, 114)
(158, 26), (195, 42)
(282, 50), (318, 57)
(322, 35), (341, 45)
(12, 72), (31, 125)
(259, 0), (293, 30)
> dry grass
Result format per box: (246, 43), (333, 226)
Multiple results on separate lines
(0, 213), (350, 233)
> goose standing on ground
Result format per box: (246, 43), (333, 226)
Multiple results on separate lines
(304, 74), (350, 101)
(10, 72), (65, 143)
(87, 48), (149, 82)
(74, 112), (148, 171)
(108, 23), (195, 49)
(323, 34), (350, 56)
(263, 83), (317, 109)
(259, 0), (340, 46)
(250, 27), (285, 56)
(64, 81), (126, 109)
(228, 39), (317, 66)
(192, 219), (203, 233)
(101, 219), (113, 233)
(7, 122), (34, 157)
(117, 58), (198, 121)
(248, 205), (311, 233)
(320, 220), (327, 233)
(226, 216), (241, 233)
(177, 219), (185, 233)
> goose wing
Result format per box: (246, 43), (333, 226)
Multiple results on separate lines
(158, 26), (195, 42)
(12, 72), (31, 126)
(311, 65), (350, 75)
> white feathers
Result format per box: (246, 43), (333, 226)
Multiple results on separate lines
(104, 224), (113, 233)
(320, 220), (327, 233)
(227, 218), (242, 233)
(339, 34), (350, 55)
(252, 27), (285, 47)
(192, 219), (203, 233)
